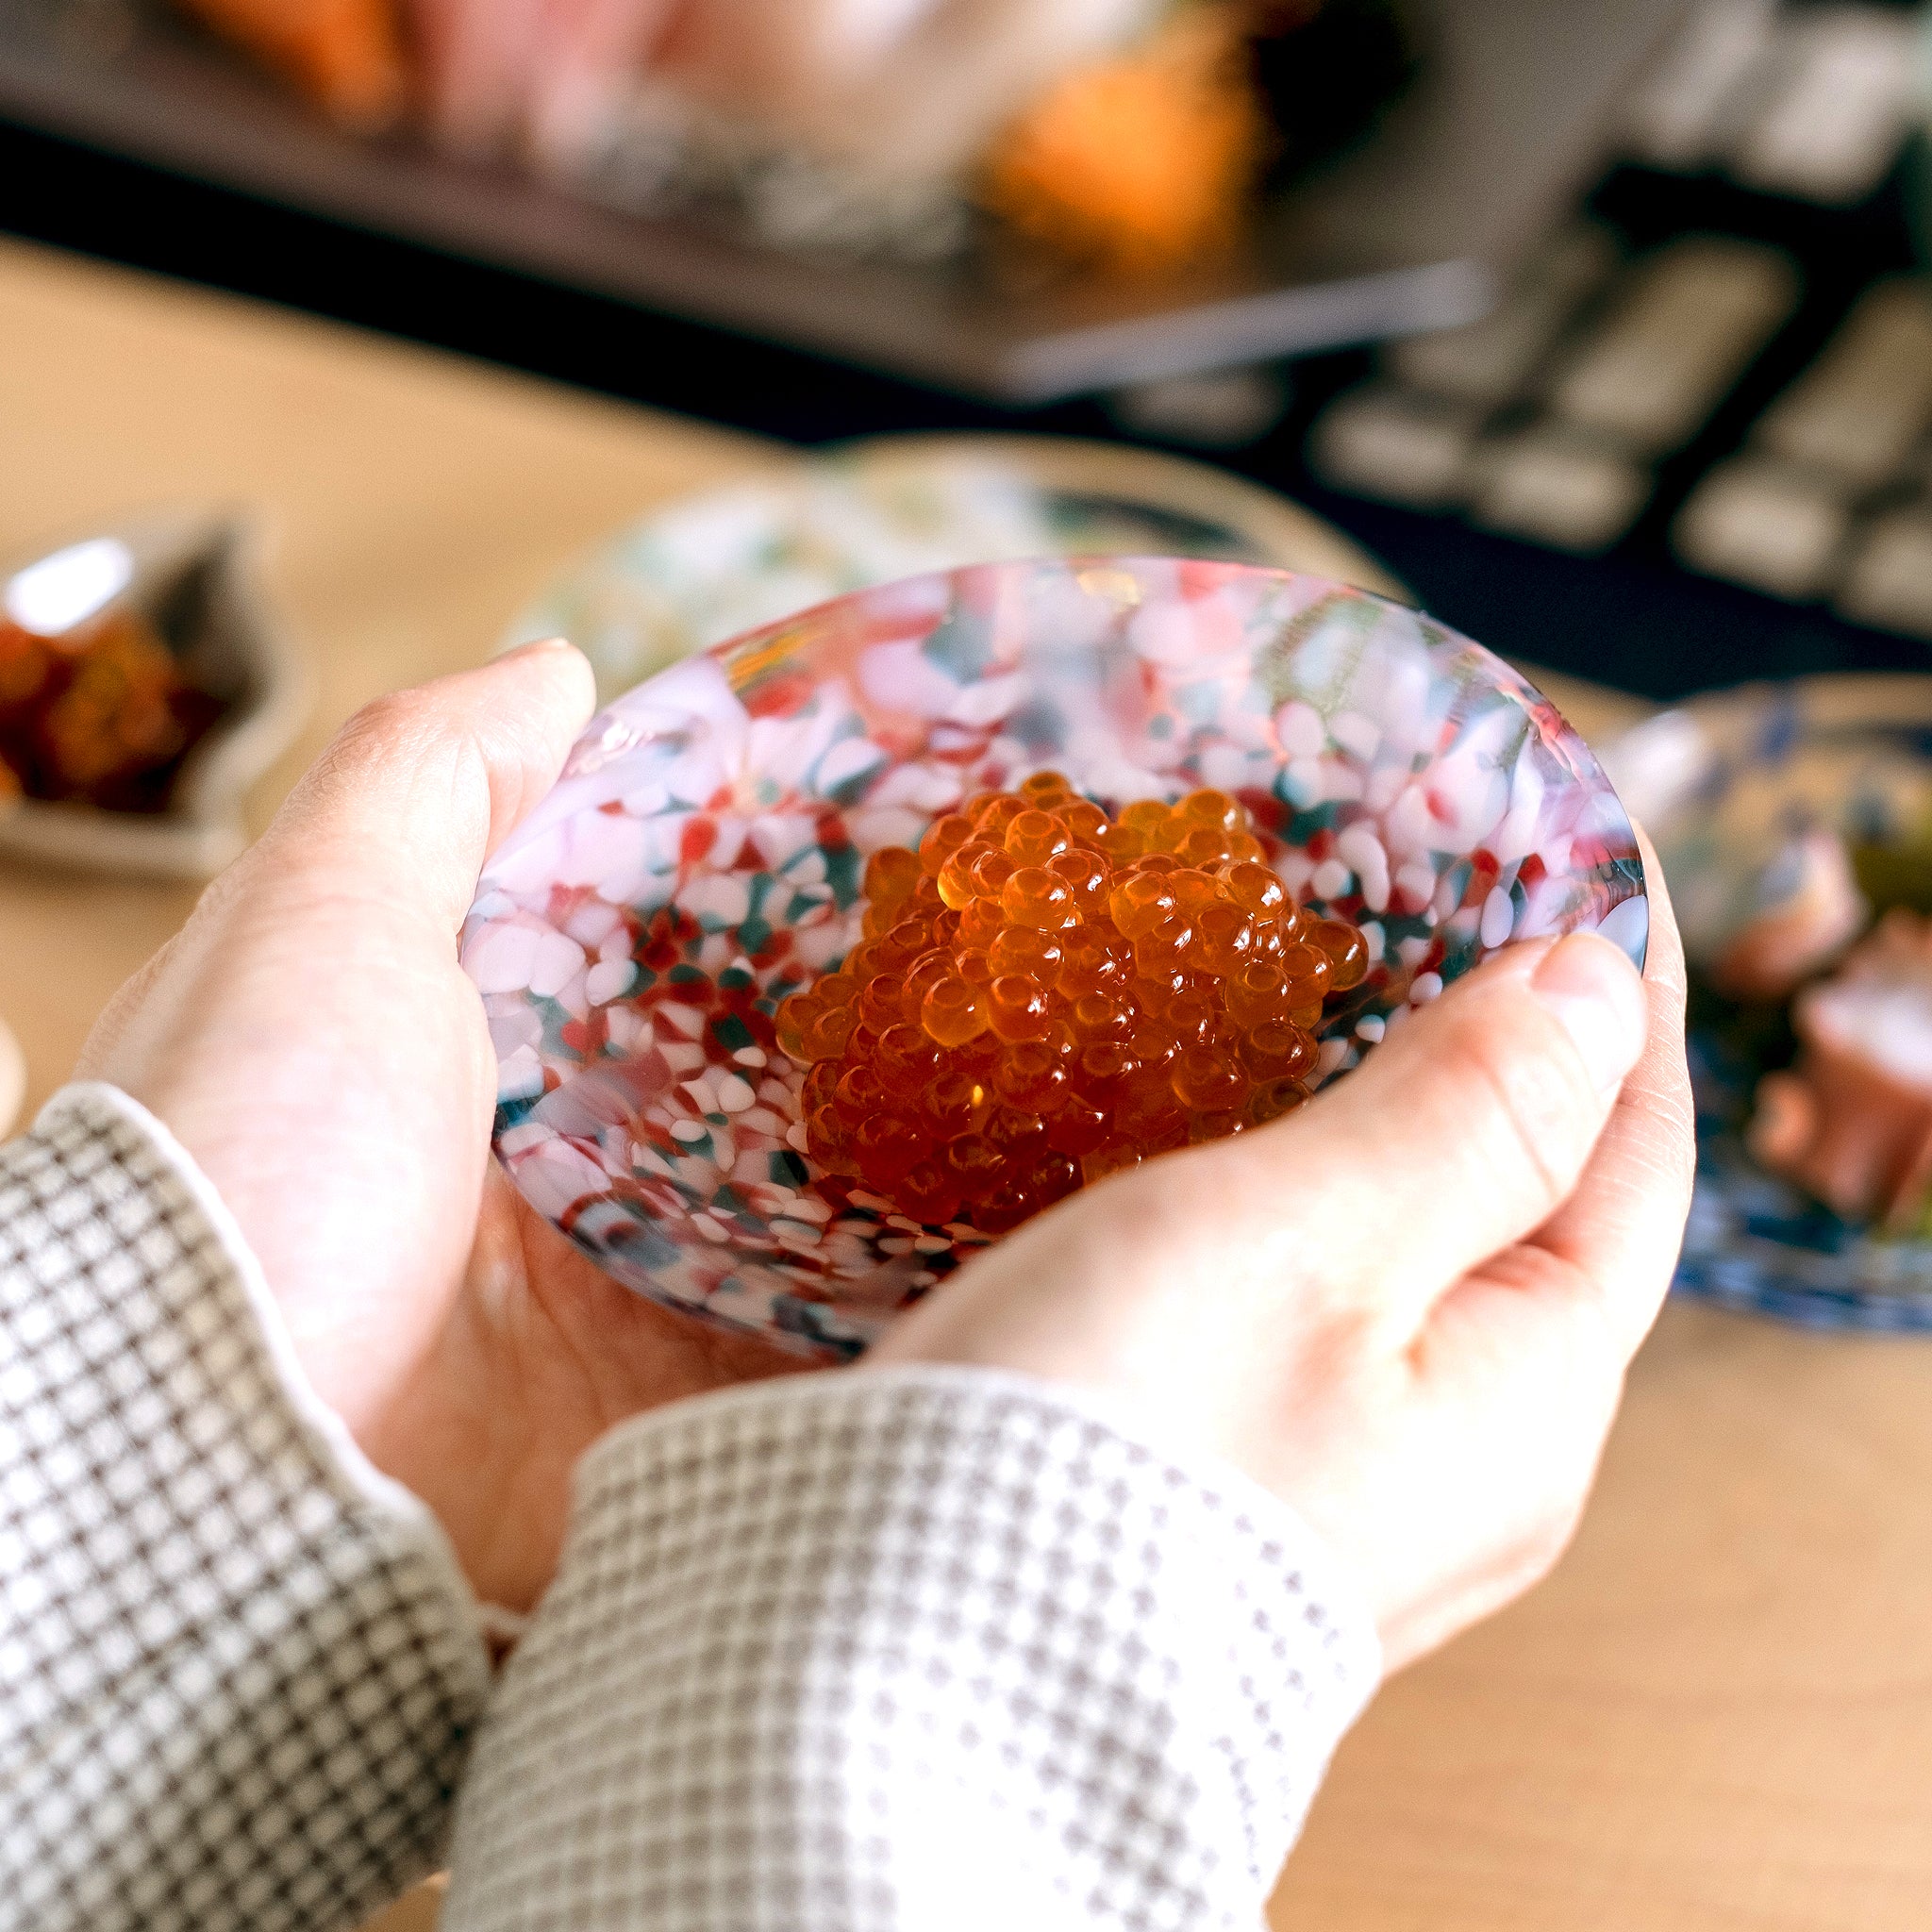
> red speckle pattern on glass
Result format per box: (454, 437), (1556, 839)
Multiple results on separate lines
(465, 558), (1646, 1357)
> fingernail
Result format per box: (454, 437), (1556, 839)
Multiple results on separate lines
(502, 635), (575, 660)
(1530, 932), (1647, 1097)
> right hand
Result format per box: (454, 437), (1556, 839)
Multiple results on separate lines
(872, 857), (1694, 1672)
(408, 0), (1155, 175)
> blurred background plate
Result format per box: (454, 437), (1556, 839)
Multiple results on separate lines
(504, 434), (1406, 702)
(1607, 672), (1932, 1329)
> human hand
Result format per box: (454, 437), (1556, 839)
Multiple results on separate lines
(408, 0), (1155, 175)
(871, 861), (1694, 1671)
(78, 644), (802, 1613)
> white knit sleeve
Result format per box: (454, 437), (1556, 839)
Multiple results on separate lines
(0, 1085), (491, 1932)
(443, 1365), (1380, 1931)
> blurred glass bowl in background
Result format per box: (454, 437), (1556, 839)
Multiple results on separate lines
(502, 435), (1403, 703)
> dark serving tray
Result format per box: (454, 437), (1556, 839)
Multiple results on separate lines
(0, 0), (1690, 401)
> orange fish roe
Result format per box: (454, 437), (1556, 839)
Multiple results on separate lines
(776, 776), (1369, 1233)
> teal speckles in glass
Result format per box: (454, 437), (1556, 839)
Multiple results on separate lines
(466, 558), (1643, 1359)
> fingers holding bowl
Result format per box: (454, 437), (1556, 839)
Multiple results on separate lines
(1523, 825), (1695, 1359)
(1204, 930), (1650, 1343)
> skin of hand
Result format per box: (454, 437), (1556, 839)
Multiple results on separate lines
(408, 0), (1158, 176)
(78, 643), (805, 1614)
(871, 854), (1694, 1671)
(81, 639), (1692, 1666)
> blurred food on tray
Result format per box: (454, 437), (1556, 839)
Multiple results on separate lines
(176, 0), (408, 126)
(165, 0), (1419, 272)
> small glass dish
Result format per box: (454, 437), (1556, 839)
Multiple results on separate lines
(1606, 674), (1932, 1331)
(467, 558), (1645, 1357)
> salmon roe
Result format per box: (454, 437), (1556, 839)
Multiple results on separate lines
(775, 777), (1369, 1233)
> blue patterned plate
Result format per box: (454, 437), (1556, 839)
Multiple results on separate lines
(1606, 675), (1932, 1331)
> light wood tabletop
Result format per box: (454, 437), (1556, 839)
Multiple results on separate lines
(3, 236), (1928, 1932)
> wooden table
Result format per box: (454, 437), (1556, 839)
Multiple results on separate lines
(3, 237), (1928, 1932)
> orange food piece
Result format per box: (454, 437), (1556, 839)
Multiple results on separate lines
(969, 845), (1019, 901)
(1218, 858), (1286, 919)
(802, 1005), (858, 1060)
(993, 1041), (1070, 1113)
(989, 926), (1061, 981)
(1048, 847), (1110, 920)
(1, 605), (218, 811)
(1309, 917), (1371, 991)
(1224, 960), (1291, 1028)
(952, 891), (1001, 943)
(1109, 871), (1177, 938)
(791, 781), (1369, 1234)
(1005, 808), (1071, 864)
(1021, 770), (1075, 805)
(923, 977), (990, 1047)
(1169, 1044), (1246, 1111)
(1134, 911), (1196, 975)
(921, 811), (975, 874)
(988, 974), (1051, 1042)
(979, 5), (1265, 278)
(1001, 866), (1076, 931)
(175, 0), (407, 127)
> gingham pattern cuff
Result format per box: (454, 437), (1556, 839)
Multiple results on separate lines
(0, 1084), (491, 1932)
(445, 1366), (1380, 1932)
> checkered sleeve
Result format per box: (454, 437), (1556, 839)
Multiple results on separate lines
(443, 1365), (1381, 1932)
(0, 1084), (491, 1932)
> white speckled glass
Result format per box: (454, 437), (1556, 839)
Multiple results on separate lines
(466, 559), (1645, 1357)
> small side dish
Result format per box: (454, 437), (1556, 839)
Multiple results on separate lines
(1611, 676), (1932, 1327)
(0, 519), (307, 879)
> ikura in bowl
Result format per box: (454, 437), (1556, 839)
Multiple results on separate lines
(463, 558), (1647, 1357)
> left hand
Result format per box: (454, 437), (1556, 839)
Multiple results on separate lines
(79, 642), (803, 1613)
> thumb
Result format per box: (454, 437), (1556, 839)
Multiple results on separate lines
(1213, 929), (1650, 1336)
(260, 639), (596, 931)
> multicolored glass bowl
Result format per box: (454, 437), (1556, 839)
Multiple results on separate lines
(464, 558), (1647, 1357)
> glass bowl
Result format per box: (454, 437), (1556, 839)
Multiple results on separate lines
(1606, 675), (1932, 1331)
(466, 558), (1646, 1357)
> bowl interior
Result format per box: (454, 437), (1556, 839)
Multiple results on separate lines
(466, 558), (1644, 1357)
